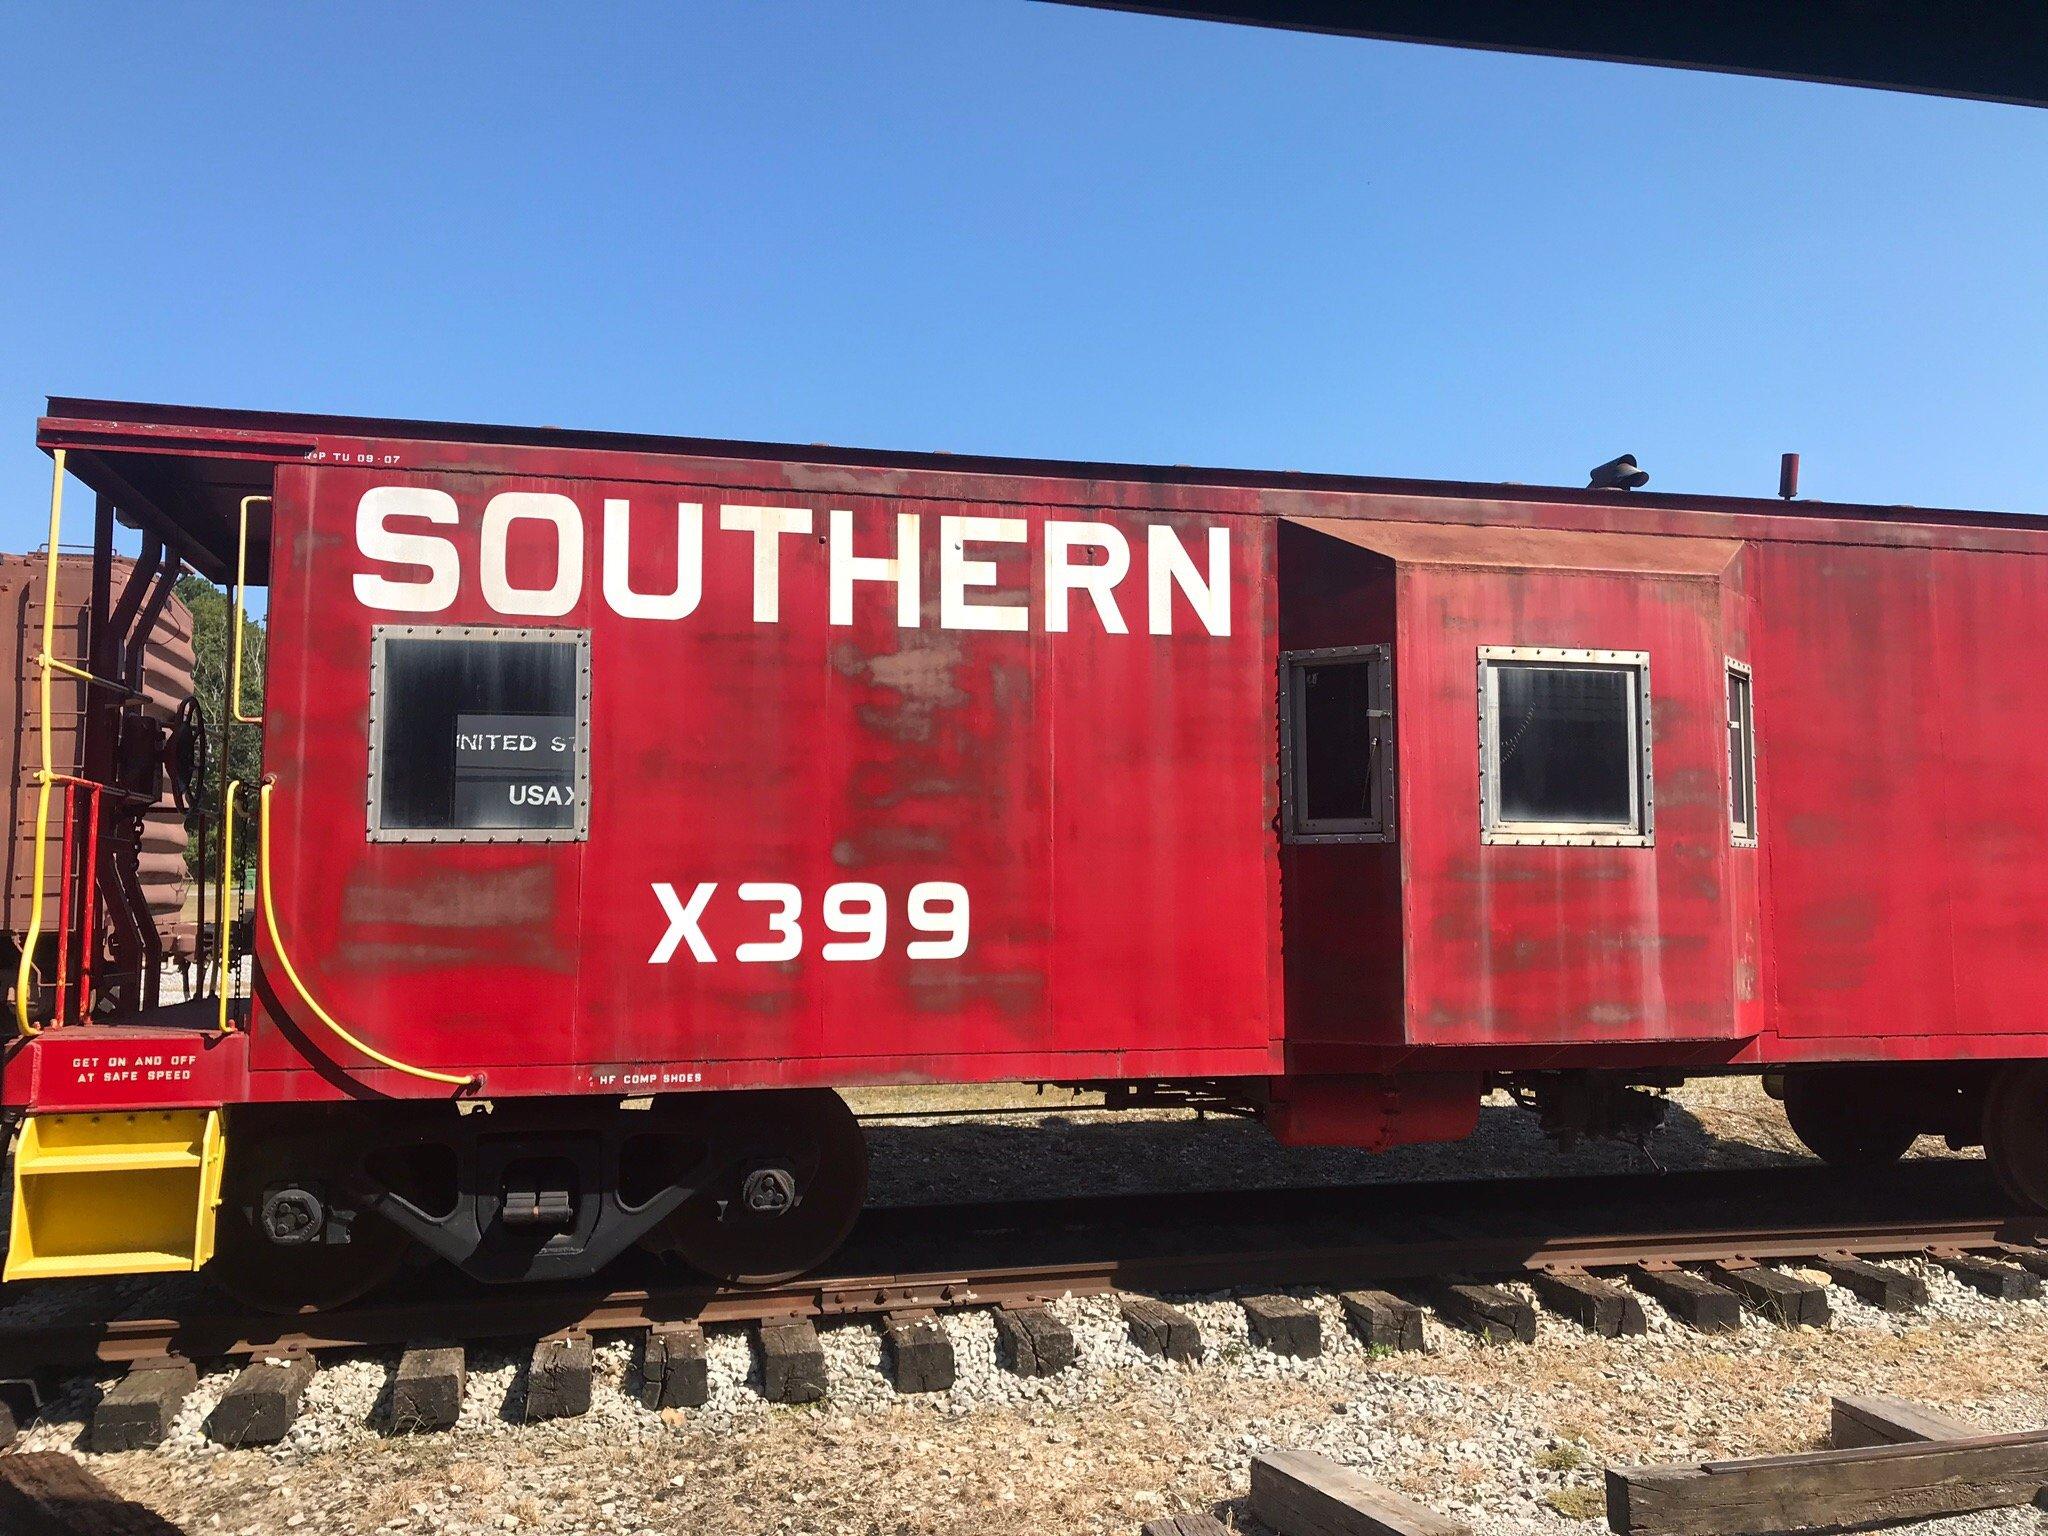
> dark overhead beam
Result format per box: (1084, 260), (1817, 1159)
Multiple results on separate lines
(59, 454), (234, 584)
(1044, 2), (2048, 108)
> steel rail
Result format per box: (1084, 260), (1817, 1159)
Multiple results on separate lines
(4, 1196), (2038, 1374)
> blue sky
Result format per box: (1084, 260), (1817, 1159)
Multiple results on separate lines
(1, 0), (2044, 559)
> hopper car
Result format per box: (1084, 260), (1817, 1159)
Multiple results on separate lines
(4, 396), (2045, 1310)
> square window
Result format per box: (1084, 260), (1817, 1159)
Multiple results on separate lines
(1281, 645), (1393, 843)
(368, 626), (590, 842)
(1478, 648), (1652, 846)
(1727, 660), (1756, 845)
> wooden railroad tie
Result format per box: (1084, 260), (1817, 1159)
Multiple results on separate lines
(1242, 1294), (1323, 1358)
(1419, 1279), (1534, 1344)
(756, 1317), (829, 1403)
(0, 1452), (186, 1536)
(1996, 1241), (2048, 1281)
(1337, 1290), (1426, 1353)
(1700, 1259), (1830, 1327)
(640, 1322), (710, 1410)
(1830, 1392), (1980, 1448)
(993, 1304), (1075, 1379)
(1625, 1263), (1741, 1333)
(1813, 1252), (1927, 1312)
(1605, 1393), (2048, 1536)
(882, 1309), (956, 1394)
(1928, 1247), (2043, 1300)
(1140, 1515), (1232, 1536)
(1120, 1294), (1204, 1362)
(389, 1344), (466, 1433)
(0, 1376), (39, 1451)
(89, 1355), (197, 1453)
(523, 1332), (593, 1421)
(205, 1349), (314, 1448)
(1530, 1268), (1645, 1338)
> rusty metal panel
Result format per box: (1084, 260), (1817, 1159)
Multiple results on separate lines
(1274, 521), (1405, 1056)
(1753, 542), (1952, 1043)
(1393, 558), (1740, 1046)
(253, 463), (1281, 1095)
(1757, 539), (2048, 1046)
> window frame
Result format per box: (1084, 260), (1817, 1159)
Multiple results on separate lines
(1279, 643), (1395, 845)
(1476, 645), (1654, 848)
(1726, 657), (1757, 847)
(366, 623), (593, 845)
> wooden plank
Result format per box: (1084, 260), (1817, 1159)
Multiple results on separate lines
(1607, 1427), (2048, 1536)
(0, 1451), (186, 1535)
(1140, 1515), (1232, 1536)
(1830, 1393), (1979, 1448)
(1251, 1448), (1470, 1536)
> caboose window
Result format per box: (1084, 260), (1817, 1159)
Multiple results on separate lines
(1478, 648), (1652, 847)
(368, 625), (591, 843)
(1727, 660), (1756, 845)
(1280, 645), (1393, 843)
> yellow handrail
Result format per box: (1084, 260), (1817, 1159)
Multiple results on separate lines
(230, 496), (268, 724)
(257, 781), (480, 1090)
(216, 779), (240, 1032)
(14, 450), (68, 1035)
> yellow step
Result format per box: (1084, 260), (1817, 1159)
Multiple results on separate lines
(4, 1109), (224, 1283)
(3, 1249), (199, 1280)
(16, 1149), (204, 1176)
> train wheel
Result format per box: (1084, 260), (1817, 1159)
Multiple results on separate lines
(207, 1136), (407, 1314)
(1983, 1064), (2048, 1211)
(649, 1089), (868, 1286)
(1782, 1071), (1916, 1168)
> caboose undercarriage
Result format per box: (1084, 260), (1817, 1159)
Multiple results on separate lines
(133, 1059), (2048, 1309)
(200, 1089), (867, 1309)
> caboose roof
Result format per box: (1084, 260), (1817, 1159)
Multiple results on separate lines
(36, 394), (2046, 585)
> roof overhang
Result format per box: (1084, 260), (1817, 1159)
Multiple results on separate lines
(1046, 1), (2048, 109)
(1287, 516), (1743, 576)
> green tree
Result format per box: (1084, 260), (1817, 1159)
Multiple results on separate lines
(175, 574), (266, 883)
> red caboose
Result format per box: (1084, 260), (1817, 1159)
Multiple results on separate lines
(4, 398), (2041, 1307)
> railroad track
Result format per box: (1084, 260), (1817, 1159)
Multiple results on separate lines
(1, 1161), (2043, 1451)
